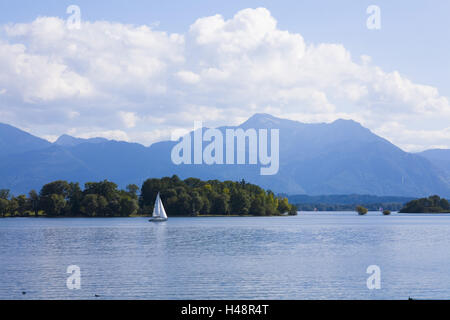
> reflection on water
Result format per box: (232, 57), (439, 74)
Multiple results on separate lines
(1, 212), (450, 299)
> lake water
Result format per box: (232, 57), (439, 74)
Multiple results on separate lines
(1, 211), (450, 300)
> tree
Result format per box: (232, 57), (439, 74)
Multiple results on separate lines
(120, 196), (138, 216)
(277, 197), (291, 214)
(29, 190), (39, 216)
(191, 191), (204, 215)
(140, 178), (163, 208)
(211, 193), (229, 215)
(250, 194), (266, 216)
(40, 194), (66, 216)
(39, 181), (70, 216)
(40, 181), (70, 198)
(440, 198), (450, 211)
(81, 194), (99, 217)
(0, 198), (8, 217)
(126, 184), (140, 200)
(84, 180), (118, 201)
(0, 189), (10, 200)
(67, 183), (83, 216)
(356, 205), (368, 215)
(8, 197), (18, 217)
(265, 192), (278, 216)
(288, 204), (298, 215)
(230, 190), (250, 215)
(176, 191), (192, 215)
(16, 195), (29, 215)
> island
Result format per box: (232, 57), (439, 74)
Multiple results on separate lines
(0, 175), (297, 217)
(356, 205), (368, 215)
(399, 195), (450, 213)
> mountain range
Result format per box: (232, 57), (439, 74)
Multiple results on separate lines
(1, 114), (450, 197)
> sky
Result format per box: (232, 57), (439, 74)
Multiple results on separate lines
(0, 0), (449, 151)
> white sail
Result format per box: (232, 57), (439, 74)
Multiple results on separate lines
(158, 194), (168, 219)
(152, 192), (168, 220)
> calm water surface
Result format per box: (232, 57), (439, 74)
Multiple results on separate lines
(1, 212), (450, 300)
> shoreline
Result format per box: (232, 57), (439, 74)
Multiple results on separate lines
(0, 214), (293, 218)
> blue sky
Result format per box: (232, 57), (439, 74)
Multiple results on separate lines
(0, 1), (449, 151)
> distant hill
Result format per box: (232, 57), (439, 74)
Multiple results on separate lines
(1, 114), (450, 197)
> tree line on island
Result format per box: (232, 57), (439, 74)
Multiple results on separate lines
(399, 195), (450, 213)
(355, 195), (450, 214)
(0, 175), (297, 217)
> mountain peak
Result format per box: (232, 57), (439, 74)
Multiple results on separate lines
(245, 113), (278, 123)
(248, 113), (277, 121)
(54, 134), (108, 147)
(331, 118), (363, 127)
(329, 118), (372, 136)
(240, 113), (298, 128)
(55, 134), (80, 147)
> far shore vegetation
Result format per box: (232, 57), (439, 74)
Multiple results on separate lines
(399, 195), (450, 213)
(295, 203), (405, 211)
(0, 175), (297, 218)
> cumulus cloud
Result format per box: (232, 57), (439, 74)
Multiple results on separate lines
(0, 8), (449, 150)
(119, 111), (139, 128)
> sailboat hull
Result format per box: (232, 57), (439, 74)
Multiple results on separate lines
(149, 217), (168, 222)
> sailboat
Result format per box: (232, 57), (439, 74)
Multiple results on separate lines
(149, 192), (168, 222)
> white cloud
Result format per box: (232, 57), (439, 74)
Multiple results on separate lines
(0, 8), (449, 150)
(373, 121), (450, 152)
(175, 70), (200, 84)
(119, 111), (139, 128)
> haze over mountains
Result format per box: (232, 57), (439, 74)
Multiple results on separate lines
(1, 114), (450, 197)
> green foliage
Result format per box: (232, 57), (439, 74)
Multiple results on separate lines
(41, 194), (66, 216)
(0, 198), (8, 217)
(356, 205), (368, 215)
(0, 176), (295, 217)
(16, 195), (29, 215)
(399, 195), (450, 213)
(126, 184), (140, 200)
(28, 190), (39, 216)
(40, 180), (70, 198)
(81, 194), (104, 217)
(382, 209), (391, 215)
(140, 175), (295, 216)
(0, 189), (10, 200)
(120, 196), (138, 217)
(7, 197), (19, 217)
(230, 189), (251, 215)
